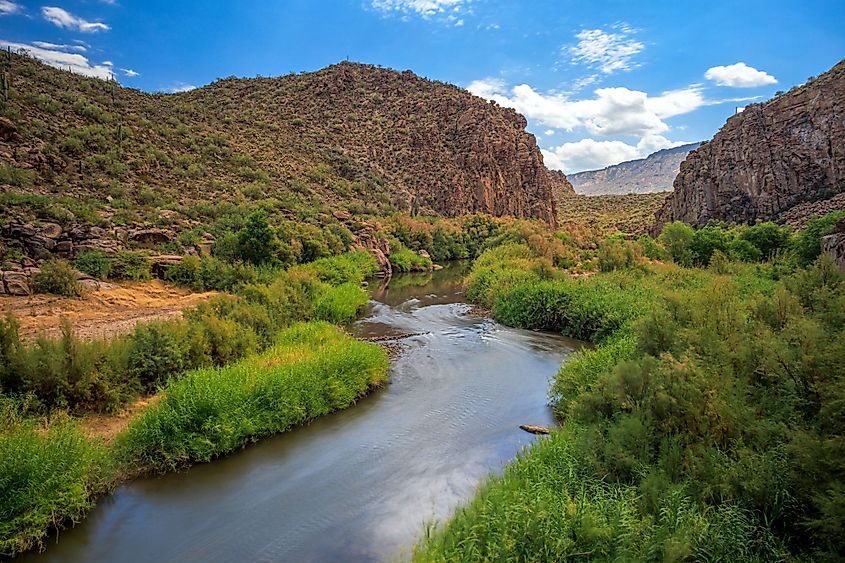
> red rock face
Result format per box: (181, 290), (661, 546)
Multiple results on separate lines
(655, 59), (845, 231)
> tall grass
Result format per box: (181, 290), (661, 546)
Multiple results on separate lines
(0, 398), (114, 557)
(417, 244), (845, 560)
(117, 322), (388, 472)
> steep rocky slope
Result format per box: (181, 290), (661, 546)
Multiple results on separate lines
(569, 143), (701, 196)
(0, 54), (562, 231)
(655, 59), (845, 230)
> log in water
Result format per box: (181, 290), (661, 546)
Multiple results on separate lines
(22, 262), (585, 562)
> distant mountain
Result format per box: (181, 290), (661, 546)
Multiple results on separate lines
(568, 143), (702, 196)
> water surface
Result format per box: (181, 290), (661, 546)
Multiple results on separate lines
(25, 263), (584, 562)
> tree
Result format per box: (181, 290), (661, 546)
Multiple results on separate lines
(237, 212), (277, 265)
(659, 221), (695, 266)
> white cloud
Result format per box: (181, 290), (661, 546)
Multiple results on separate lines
(542, 134), (686, 173)
(544, 129), (555, 136)
(705, 62), (777, 88)
(371, 0), (469, 24)
(165, 82), (197, 93)
(568, 24), (644, 74)
(0, 39), (115, 79)
(121, 68), (139, 77)
(468, 79), (707, 137)
(0, 1), (22, 15)
(31, 40), (87, 52)
(42, 6), (110, 32)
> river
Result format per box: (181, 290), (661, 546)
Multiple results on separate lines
(22, 263), (585, 562)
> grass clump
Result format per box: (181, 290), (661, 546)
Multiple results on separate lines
(117, 322), (388, 472)
(31, 259), (82, 297)
(109, 250), (152, 281)
(314, 283), (369, 323)
(389, 242), (432, 272)
(0, 398), (114, 557)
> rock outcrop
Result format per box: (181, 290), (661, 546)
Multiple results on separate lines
(655, 60), (845, 231)
(569, 143), (701, 196)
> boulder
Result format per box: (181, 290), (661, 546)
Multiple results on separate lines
(40, 223), (63, 239)
(418, 249), (431, 260)
(2, 271), (30, 296)
(0, 116), (21, 143)
(130, 229), (173, 248)
(150, 254), (183, 277)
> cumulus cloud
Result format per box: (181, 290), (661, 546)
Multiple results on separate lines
(42, 6), (110, 32)
(0, 1), (22, 15)
(468, 79), (706, 137)
(0, 39), (114, 79)
(371, 0), (469, 24)
(568, 24), (644, 74)
(705, 62), (777, 88)
(542, 134), (686, 173)
(31, 40), (87, 52)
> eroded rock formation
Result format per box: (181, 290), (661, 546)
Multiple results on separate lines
(655, 60), (845, 231)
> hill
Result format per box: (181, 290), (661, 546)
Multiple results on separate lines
(568, 143), (701, 196)
(656, 59), (845, 230)
(0, 54), (565, 240)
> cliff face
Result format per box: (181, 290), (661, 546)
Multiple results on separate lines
(569, 143), (701, 196)
(655, 60), (845, 230)
(0, 56), (562, 229)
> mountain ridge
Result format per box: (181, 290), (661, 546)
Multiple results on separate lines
(568, 142), (702, 196)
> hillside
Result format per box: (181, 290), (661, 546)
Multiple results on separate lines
(0, 54), (565, 240)
(569, 142), (701, 196)
(656, 59), (845, 230)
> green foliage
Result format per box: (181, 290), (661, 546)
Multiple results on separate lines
(424, 233), (845, 561)
(237, 211), (278, 265)
(659, 221), (695, 266)
(31, 259), (82, 297)
(109, 251), (152, 281)
(0, 399), (114, 557)
(389, 242), (432, 272)
(741, 221), (792, 259)
(597, 238), (641, 272)
(73, 250), (111, 280)
(0, 165), (36, 188)
(117, 322), (388, 472)
(792, 210), (845, 266)
(294, 251), (379, 286)
(314, 283), (369, 323)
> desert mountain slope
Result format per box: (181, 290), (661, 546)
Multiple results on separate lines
(0, 55), (565, 228)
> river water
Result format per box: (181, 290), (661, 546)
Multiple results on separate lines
(23, 263), (585, 562)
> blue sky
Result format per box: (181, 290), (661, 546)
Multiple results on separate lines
(1, 0), (843, 173)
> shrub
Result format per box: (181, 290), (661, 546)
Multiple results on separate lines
(73, 250), (111, 280)
(389, 243), (432, 272)
(109, 251), (152, 281)
(792, 210), (845, 266)
(659, 221), (695, 266)
(127, 322), (187, 391)
(597, 239), (641, 272)
(117, 322), (388, 472)
(741, 221), (792, 259)
(31, 259), (82, 297)
(314, 283), (369, 323)
(0, 399), (114, 557)
(237, 211), (278, 265)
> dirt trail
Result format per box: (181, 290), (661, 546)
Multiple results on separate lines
(0, 280), (218, 342)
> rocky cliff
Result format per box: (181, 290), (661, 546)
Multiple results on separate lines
(655, 59), (845, 230)
(569, 143), (701, 196)
(0, 55), (561, 230)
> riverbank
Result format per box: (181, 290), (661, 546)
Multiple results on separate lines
(415, 220), (845, 561)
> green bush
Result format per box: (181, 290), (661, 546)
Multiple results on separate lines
(73, 250), (111, 280)
(117, 322), (388, 472)
(109, 251), (152, 281)
(31, 259), (82, 297)
(659, 221), (695, 266)
(237, 211), (278, 265)
(295, 252), (379, 285)
(792, 210), (845, 266)
(0, 399), (114, 557)
(597, 238), (641, 272)
(389, 243), (432, 272)
(314, 283), (369, 323)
